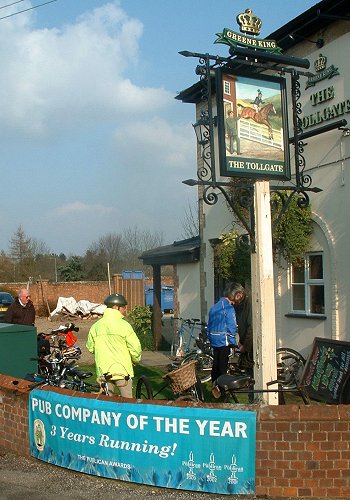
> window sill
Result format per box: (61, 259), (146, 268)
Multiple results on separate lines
(285, 313), (326, 320)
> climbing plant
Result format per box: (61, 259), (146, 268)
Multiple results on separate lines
(216, 189), (313, 281)
(215, 230), (251, 284)
(271, 191), (313, 265)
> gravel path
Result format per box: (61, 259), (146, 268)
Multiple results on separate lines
(1, 447), (247, 500)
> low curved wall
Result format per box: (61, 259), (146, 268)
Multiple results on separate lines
(0, 373), (349, 498)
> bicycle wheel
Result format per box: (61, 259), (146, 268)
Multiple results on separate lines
(195, 376), (205, 402)
(181, 352), (213, 383)
(135, 375), (154, 400)
(276, 348), (306, 389)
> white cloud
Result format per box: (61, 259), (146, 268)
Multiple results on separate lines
(0, 2), (172, 137)
(53, 201), (116, 216)
(114, 116), (195, 171)
(0, 2), (197, 254)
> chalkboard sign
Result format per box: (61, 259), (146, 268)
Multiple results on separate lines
(301, 337), (350, 404)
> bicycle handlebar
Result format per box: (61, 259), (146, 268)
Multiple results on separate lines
(173, 317), (207, 326)
(28, 379), (48, 390)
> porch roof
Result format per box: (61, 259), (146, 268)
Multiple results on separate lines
(139, 236), (200, 266)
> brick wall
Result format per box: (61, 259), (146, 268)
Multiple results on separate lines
(1, 276), (145, 316)
(0, 373), (349, 498)
(256, 404), (350, 498)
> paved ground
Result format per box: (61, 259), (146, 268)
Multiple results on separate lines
(0, 447), (253, 500)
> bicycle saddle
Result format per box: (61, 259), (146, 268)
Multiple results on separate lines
(216, 374), (253, 390)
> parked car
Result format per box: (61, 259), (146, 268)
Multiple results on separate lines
(0, 292), (14, 320)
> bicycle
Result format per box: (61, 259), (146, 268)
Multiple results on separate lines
(182, 334), (306, 390)
(170, 317), (207, 359)
(275, 347), (306, 389)
(135, 360), (204, 402)
(95, 371), (132, 396)
(28, 359), (95, 392)
(28, 364), (131, 396)
(213, 371), (311, 405)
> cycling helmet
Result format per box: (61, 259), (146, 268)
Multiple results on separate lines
(104, 293), (128, 308)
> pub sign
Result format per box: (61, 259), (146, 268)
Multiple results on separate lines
(216, 68), (290, 181)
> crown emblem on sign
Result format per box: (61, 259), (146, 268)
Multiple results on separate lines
(314, 53), (327, 73)
(236, 9), (262, 35)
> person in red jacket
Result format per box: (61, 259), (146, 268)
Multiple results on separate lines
(3, 288), (35, 326)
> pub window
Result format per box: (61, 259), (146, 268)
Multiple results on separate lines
(291, 253), (325, 315)
(223, 80), (231, 95)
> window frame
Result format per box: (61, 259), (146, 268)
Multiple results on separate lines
(223, 79), (231, 96)
(290, 252), (325, 317)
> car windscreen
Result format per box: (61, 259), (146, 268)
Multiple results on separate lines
(0, 293), (14, 305)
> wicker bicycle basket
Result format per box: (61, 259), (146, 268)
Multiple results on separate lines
(163, 360), (197, 394)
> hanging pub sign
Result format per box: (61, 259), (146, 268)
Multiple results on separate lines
(216, 68), (291, 180)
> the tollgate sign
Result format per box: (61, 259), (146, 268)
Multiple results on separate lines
(216, 68), (290, 181)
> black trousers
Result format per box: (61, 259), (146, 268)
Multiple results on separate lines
(211, 345), (231, 383)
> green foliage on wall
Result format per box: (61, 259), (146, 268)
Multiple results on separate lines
(126, 305), (155, 351)
(215, 230), (251, 284)
(272, 192), (313, 265)
(216, 191), (312, 281)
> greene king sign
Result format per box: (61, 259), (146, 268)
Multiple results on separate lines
(215, 8), (281, 54)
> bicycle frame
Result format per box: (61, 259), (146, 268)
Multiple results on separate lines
(214, 374), (310, 405)
(170, 317), (207, 359)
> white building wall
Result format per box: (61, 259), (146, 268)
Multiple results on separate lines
(177, 262), (201, 320)
(202, 193), (237, 319)
(276, 26), (350, 355)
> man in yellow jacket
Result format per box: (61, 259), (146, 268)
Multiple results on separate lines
(86, 293), (142, 398)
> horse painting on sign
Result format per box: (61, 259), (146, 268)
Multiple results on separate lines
(238, 102), (276, 140)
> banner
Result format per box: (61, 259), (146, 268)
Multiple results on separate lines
(29, 390), (256, 495)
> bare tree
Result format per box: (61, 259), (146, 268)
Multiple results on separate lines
(10, 225), (31, 261)
(84, 233), (125, 279)
(29, 238), (51, 257)
(9, 225), (35, 281)
(0, 250), (14, 282)
(8, 227), (57, 281)
(181, 201), (199, 239)
(122, 226), (164, 271)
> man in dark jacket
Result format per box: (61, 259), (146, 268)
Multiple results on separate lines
(236, 291), (254, 402)
(3, 289), (35, 325)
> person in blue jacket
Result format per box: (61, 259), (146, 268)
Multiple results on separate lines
(207, 282), (245, 396)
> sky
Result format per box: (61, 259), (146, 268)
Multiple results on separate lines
(0, 0), (320, 256)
